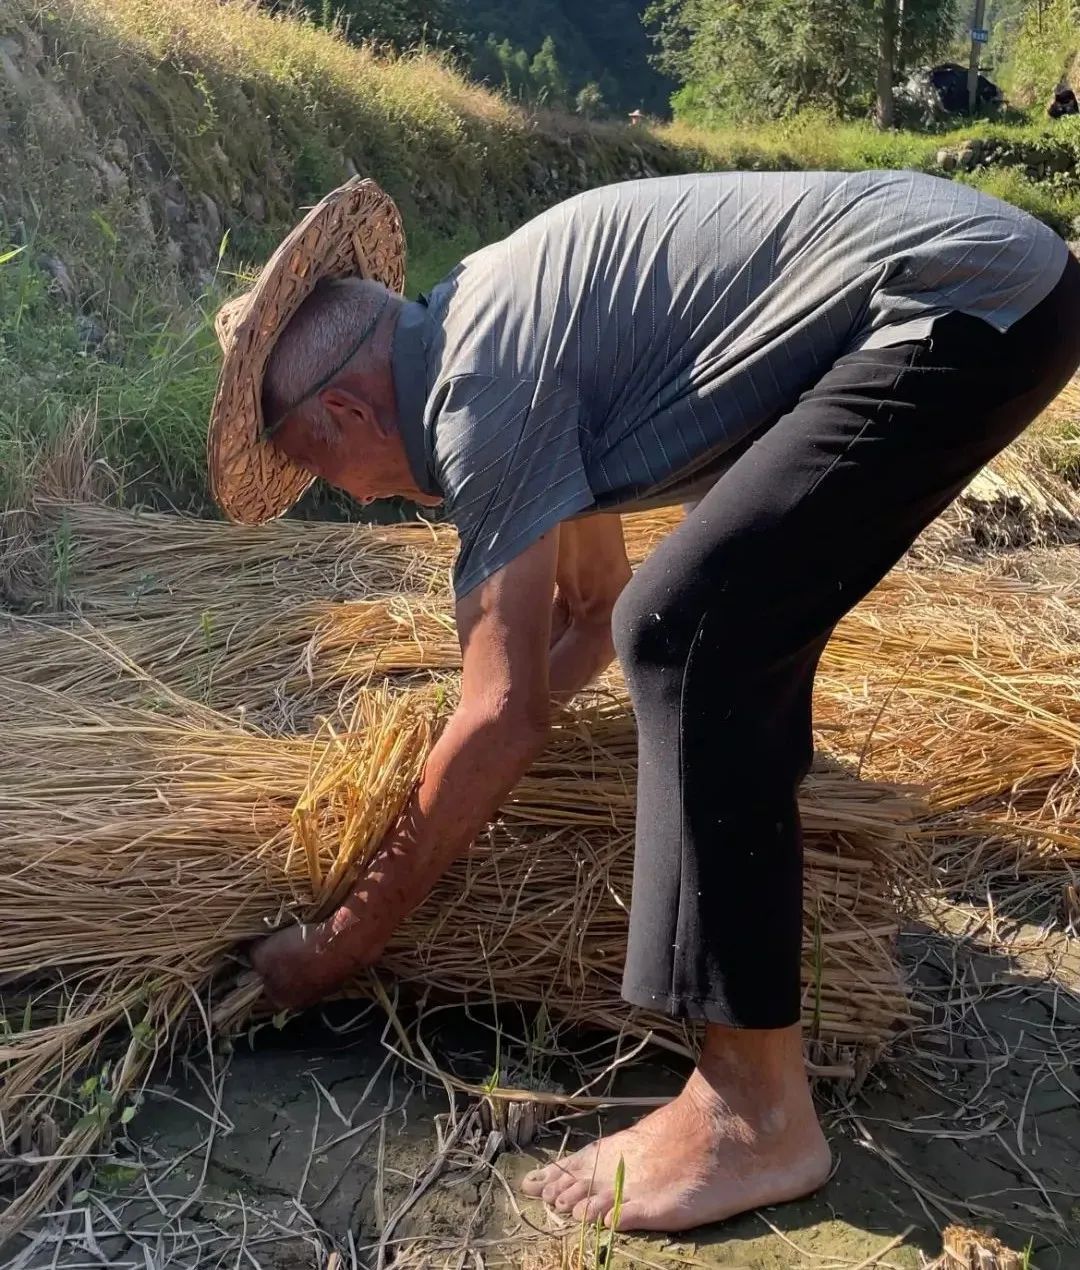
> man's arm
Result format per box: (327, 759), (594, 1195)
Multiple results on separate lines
(548, 514), (631, 700)
(253, 529), (561, 1009)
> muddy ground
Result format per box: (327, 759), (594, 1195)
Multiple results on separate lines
(14, 909), (1079, 1270)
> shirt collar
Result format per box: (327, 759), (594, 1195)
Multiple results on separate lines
(391, 296), (440, 498)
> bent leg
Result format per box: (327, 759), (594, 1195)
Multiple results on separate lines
(524, 257), (1080, 1233)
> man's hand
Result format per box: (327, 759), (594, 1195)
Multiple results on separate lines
(251, 922), (367, 1012)
(549, 514), (631, 700)
(252, 530), (562, 1011)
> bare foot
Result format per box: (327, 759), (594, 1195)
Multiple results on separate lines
(251, 922), (364, 1011)
(521, 1025), (831, 1232)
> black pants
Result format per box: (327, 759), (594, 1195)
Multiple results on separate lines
(614, 254), (1080, 1029)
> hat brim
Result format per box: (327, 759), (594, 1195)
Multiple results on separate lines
(207, 177), (406, 525)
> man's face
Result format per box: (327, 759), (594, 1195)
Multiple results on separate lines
(273, 408), (384, 506)
(272, 387), (440, 508)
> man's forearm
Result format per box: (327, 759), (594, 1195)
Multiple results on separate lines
(317, 702), (549, 961)
(549, 617), (616, 700)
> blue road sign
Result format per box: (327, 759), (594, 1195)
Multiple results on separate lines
(971, 27), (989, 43)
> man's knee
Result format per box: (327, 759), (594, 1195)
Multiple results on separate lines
(612, 579), (705, 685)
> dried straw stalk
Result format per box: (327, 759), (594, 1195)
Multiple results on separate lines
(5, 543), (1075, 712)
(8, 498), (1079, 882)
(31, 499), (455, 616)
(5, 541), (1076, 877)
(0, 596), (460, 723)
(3, 416), (1075, 1234)
(815, 563), (1080, 871)
(1, 678), (432, 1241)
(931, 1224), (1025, 1270)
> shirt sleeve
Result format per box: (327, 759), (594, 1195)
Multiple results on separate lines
(431, 374), (595, 600)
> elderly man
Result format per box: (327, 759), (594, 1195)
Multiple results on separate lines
(209, 170), (1080, 1233)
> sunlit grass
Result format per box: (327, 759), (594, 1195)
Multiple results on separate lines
(4, 0), (1079, 516)
(663, 109), (1080, 176)
(0, 228), (477, 512)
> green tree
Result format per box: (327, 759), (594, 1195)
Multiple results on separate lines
(999, 0), (1080, 103)
(296, 0), (468, 54)
(472, 32), (505, 85)
(530, 35), (569, 106)
(877, 0), (899, 126)
(575, 80), (606, 117)
(506, 41), (533, 95)
(455, 1), (675, 114)
(899, 0), (964, 75)
(647, 0), (957, 123)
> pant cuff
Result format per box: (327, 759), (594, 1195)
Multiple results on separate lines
(622, 980), (800, 1029)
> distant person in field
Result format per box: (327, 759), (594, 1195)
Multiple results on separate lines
(1048, 84), (1079, 117)
(209, 171), (1080, 1234)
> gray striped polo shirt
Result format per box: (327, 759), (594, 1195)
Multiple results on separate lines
(391, 171), (1066, 599)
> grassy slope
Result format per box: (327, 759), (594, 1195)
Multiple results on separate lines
(997, 0), (1080, 106)
(0, 0), (698, 509)
(1, 0), (1078, 514)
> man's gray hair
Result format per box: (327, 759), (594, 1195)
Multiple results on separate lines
(262, 276), (389, 436)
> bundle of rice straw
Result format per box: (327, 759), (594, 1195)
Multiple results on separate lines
(5, 443), (1075, 1236)
(816, 568), (1080, 873)
(9, 499), (1079, 875)
(0, 677), (432, 1240)
(914, 431), (1080, 556)
(0, 596), (461, 724)
(29, 500), (455, 616)
(4, 519), (1075, 710)
(16, 500), (1080, 872)
(6, 550), (1077, 880)
(0, 651), (921, 1239)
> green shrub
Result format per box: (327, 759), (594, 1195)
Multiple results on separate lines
(1000, 0), (1079, 106)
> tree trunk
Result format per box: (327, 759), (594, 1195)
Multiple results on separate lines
(876, 0), (898, 128)
(896, 0), (909, 77)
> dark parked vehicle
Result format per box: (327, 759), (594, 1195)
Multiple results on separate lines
(894, 62), (1003, 127)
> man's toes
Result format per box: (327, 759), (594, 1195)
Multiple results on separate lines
(522, 1160), (576, 1198)
(552, 1179), (591, 1212)
(604, 1198), (650, 1231)
(520, 1166), (556, 1198)
(539, 1165), (581, 1205)
(571, 1192), (612, 1225)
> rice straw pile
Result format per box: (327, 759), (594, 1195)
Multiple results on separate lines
(0, 651), (920, 1240)
(0, 596), (461, 723)
(917, 432), (1080, 555)
(8, 493), (1079, 878)
(0, 677), (432, 1239)
(3, 408), (1078, 1236)
(814, 565), (1080, 874)
(7, 510), (1077, 879)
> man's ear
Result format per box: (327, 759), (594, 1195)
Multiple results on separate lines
(319, 386), (389, 441)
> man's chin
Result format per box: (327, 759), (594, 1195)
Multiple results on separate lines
(332, 481), (442, 509)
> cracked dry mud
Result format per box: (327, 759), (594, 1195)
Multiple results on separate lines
(17, 920), (1079, 1269)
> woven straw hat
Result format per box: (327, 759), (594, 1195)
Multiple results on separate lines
(207, 177), (406, 525)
